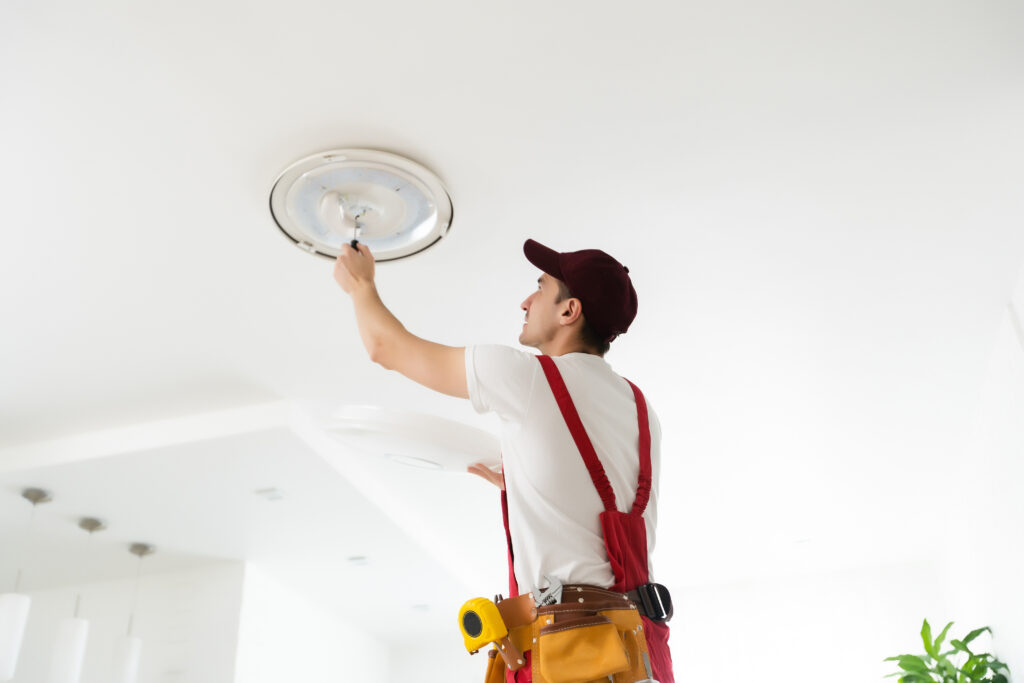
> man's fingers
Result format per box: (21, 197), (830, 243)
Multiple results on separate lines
(467, 463), (505, 490)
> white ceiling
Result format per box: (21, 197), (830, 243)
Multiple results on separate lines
(2, 0), (1024, 645)
(0, 423), (504, 642)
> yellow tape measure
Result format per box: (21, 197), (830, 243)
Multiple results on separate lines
(458, 598), (508, 654)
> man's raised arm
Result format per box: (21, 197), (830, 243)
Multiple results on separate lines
(333, 243), (469, 399)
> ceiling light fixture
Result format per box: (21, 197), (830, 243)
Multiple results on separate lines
(386, 454), (443, 471)
(253, 488), (285, 501)
(50, 518), (106, 683)
(327, 406), (499, 473)
(111, 543), (154, 683)
(0, 488), (51, 682)
(269, 149), (453, 261)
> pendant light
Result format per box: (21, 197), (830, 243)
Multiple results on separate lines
(0, 488), (51, 681)
(49, 518), (104, 683)
(110, 543), (153, 683)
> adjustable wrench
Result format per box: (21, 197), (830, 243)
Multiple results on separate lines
(531, 574), (563, 607)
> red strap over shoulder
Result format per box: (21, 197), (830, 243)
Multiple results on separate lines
(501, 487), (519, 597)
(623, 379), (653, 516)
(536, 356), (652, 515)
(538, 355), (617, 512)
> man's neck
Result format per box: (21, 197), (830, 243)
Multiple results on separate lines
(536, 338), (599, 357)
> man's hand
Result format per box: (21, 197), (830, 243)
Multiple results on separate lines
(334, 243), (376, 294)
(467, 462), (505, 490)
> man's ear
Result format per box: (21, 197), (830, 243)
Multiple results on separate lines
(559, 298), (584, 326)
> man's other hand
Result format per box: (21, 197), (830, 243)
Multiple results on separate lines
(334, 243), (376, 294)
(467, 462), (505, 490)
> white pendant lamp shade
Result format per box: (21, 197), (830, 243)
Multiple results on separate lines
(110, 635), (142, 683)
(269, 148), (453, 261)
(49, 617), (88, 683)
(0, 593), (31, 681)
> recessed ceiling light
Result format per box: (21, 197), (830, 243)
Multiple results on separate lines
(269, 148), (453, 261)
(254, 487), (285, 501)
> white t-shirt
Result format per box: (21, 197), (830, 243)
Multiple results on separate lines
(465, 344), (662, 592)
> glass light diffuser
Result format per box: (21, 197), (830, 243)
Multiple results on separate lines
(269, 149), (453, 261)
(0, 593), (31, 681)
(49, 617), (88, 683)
(327, 406), (500, 472)
(110, 635), (142, 683)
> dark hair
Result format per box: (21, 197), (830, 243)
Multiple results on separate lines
(554, 280), (611, 356)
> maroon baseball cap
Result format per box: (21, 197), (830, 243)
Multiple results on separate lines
(523, 239), (638, 342)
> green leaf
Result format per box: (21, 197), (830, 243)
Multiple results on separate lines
(989, 660), (1009, 672)
(961, 655), (991, 683)
(951, 639), (973, 655)
(898, 655), (932, 674)
(923, 620), (937, 657)
(937, 659), (956, 677)
(934, 622), (955, 653)
(962, 627), (991, 646)
(899, 674), (934, 683)
(992, 674), (1007, 683)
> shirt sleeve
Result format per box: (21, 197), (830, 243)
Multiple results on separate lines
(464, 344), (539, 423)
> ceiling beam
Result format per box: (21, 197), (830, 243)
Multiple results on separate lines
(0, 401), (291, 475)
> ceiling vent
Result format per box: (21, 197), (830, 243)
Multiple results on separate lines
(269, 149), (453, 261)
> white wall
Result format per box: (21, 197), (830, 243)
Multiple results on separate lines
(233, 565), (390, 683)
(675, 561), (961, 682)
(11, 561), (245, 683)
(942, 272), (1024, 679)
(389, 636), (483, 683)
(387, 561), (958, 683)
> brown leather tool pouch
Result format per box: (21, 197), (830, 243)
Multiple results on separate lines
(537, 614), (629, 683)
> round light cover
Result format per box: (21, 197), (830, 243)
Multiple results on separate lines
(269, 149), (453, 261)
(327, 406), (499, 472)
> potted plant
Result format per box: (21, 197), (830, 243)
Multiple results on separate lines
(885, 619), (1011, 683)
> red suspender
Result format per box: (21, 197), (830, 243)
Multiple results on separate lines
(625, 378), (653, 516)
(536, 355), (652, 516)
(501, 487), (519, 597)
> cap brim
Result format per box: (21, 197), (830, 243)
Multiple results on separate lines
(523, 239), (564, 280)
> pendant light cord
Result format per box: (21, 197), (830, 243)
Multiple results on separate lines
(73, 529), (98, 619)
(13, 503), (39, 593)
(127, 554), (144, 636)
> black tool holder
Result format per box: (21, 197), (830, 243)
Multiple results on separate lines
(635, 583), (673, 622)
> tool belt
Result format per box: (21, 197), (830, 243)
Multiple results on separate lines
(483, 585), (663, 683)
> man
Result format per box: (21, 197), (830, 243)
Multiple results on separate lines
(334, 239), (673, 682)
